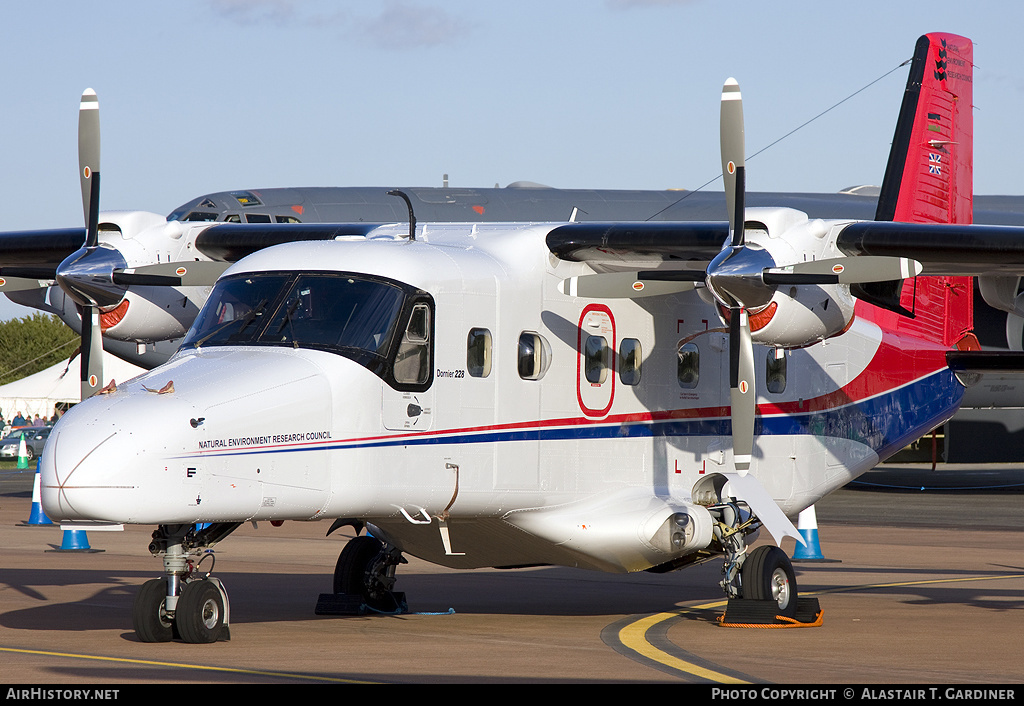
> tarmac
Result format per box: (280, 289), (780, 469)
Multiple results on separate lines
(1, 463), (1022, 685)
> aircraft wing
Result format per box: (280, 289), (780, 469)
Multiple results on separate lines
(545, 221), (728, 270)
(193, 222), (386, 262)
(0, 228), (86, 272)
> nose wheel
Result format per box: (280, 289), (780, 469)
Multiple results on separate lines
(132, 578), (175, 643)
(132, 523), (235, 643)
(132, 576), (230, 643)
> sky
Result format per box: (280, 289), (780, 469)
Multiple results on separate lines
(0, 0), (1021, 321)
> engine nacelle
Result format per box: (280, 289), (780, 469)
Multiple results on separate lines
(739, 208), (857, 349)
(748, 285), (856, 349)
(49, 285), (206, 343)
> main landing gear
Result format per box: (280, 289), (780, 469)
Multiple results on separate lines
(711, 502), (798, 618)
(132, 523), (240, 643)
(316, 530), (408, 615)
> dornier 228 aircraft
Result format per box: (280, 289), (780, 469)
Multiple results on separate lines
(38, 33), (1024, 644)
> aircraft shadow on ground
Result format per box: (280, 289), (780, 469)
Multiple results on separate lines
(794, 563), (1024, 612)
(5, 559), (1019, 636)
(0, 563), (726, 633)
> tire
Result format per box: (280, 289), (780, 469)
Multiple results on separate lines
(175, 579), (225, 644)
(333, 535), (393, 610)
(132, 579), (174, 643)
(741, 545), (798, 618)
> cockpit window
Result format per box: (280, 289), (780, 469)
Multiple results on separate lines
(257, 275), (404, 354)
(181, 272), (422, 386)
(181, 211), (219, 222)
(183, 274), (291, 347)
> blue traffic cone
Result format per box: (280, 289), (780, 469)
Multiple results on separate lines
(16, 433), (28, 469)
(20, 459), (52, 526)
(46, 527), (103, 553)
(791, 505), (839, 562)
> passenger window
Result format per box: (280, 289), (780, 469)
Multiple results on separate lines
(393, 303), (431, 385)
(518, 332), (551, 380)
(467, 328), (492, 378)
(766, 349), (787, 394)
(584, 335), (609, 384)
(677, 342), (699, 389)
(619, 338), (641, 386)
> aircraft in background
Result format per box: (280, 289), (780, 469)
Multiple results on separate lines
(3, 78), (1024, 404)
(39, 33), (1024, 643)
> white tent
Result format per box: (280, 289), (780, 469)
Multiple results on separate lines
(0, 353), (146, 421)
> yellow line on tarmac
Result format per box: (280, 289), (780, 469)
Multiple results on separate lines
(617, 573), (1024, 681)
(0, 646), (376, 684)
(616, 599), (746, 683)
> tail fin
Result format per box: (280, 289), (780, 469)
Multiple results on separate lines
(875, 33), (974, 224)
(863, 33), (975, 347)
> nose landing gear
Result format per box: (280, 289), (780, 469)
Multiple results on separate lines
(132, 523), (238, 643)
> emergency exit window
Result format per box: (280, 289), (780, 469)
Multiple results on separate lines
(584, 335), (609, 384)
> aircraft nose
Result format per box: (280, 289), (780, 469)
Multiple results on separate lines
(40, 389), (199, 523)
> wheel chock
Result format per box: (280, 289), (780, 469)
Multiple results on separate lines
(717, 596), (822, 628)
(315, 591), (408, 616)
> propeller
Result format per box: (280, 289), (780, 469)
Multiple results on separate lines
(705, 79), (922, 473)
(65, 88), (106, 400)
(715, 78), (755, 472)
(16, 89), (234, 401)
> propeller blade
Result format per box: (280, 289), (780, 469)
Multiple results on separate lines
(80, 306), (104, 400)
(762, 256), (923, 286)
(78, 89), (101, 248)
(0, 275), (49, 293)
(112, 261), (232, 287)
(728, 307), (755, 474)
(559, 270), (701, 298)
(720, 78), (745, 247)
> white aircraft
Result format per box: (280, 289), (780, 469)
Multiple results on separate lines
(39, 33), (1024, 644)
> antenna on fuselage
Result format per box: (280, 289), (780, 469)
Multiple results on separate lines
(387, 189), (417, 241)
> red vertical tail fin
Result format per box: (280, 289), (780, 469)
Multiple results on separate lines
(876, 33), (973, 225)
(866, 33), (974, 347)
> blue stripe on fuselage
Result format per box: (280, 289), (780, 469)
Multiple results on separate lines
(187, 369), (962, 460)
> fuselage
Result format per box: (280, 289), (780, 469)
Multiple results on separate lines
(40, 218), (965, 572)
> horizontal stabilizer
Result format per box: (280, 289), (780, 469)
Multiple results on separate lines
(837, 222), (1024, 276)
(946, 351), (1024, 374)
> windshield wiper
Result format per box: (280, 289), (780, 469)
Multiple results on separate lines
(276, 297), (301, 348)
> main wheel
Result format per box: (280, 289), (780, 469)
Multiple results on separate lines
(132, 578), (174, 643)
(333, 535), (394, 611)
(741, 545), (798, 617)
(175, 579), (225, 644)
